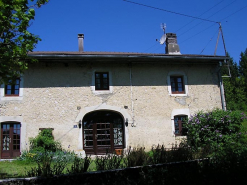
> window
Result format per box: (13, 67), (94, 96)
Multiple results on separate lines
(95, 72), (109, 90)
(167, 71), (188, 96)
(5, 79), (20, 96)
(170, 76), (184, 94)
(174, 115), (188, 136)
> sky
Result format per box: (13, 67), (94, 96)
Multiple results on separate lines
(29, 0), (247, 64)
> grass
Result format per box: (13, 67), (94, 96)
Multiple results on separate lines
(0, 160), (37, 178)
(0, 159), (97, 179)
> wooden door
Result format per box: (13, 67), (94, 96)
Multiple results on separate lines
(1, 123), (21, 159)
(83, 111), (124, 155)
(95, 123), (113, 154)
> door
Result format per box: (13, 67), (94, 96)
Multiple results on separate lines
(83, 111), (124, 155)
(1, 122), (21, 159)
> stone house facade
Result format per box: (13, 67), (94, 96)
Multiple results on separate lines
(0, 33), (227, 158)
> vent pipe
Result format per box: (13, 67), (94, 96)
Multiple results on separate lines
(78, 34), (84, 52)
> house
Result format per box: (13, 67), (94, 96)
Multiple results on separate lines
(0, 33), (227, 158)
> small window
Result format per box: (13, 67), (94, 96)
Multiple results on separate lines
(170, 76), (184, 94)
(174, 115), (188, 136)
(5, 79), (20, 96)
(95, 72), (109, 90)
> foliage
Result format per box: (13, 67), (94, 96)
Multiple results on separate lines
(185, 109), (247, 152)
(67, 155), (91, 174)
(124, 147), (149, 167)
(222, 51), (247, 112)
(0, 0), (48, 84)
(29, 129), (62, 153)
(95, 153), (124, 171)
(148, 143), (194, 165)
(25, 151), (75, 177)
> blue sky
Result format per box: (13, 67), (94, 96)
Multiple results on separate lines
(29, 0), (247, 64)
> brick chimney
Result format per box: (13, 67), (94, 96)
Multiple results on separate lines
(78, 33), (84, 52)
(165, 33), (181, 54)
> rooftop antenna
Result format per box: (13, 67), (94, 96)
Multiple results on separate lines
(157, 23), (166, 45)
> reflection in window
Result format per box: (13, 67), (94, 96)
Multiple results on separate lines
(5, 79), (20, 96)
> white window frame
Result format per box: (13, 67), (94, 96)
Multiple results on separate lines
(0, 76), (24, 101)
(91, 70), (113, 94)
(167, 71), (188, 96)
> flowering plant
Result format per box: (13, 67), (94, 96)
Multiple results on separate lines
(186, 109), (247, 151)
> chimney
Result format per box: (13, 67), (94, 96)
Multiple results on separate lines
(78, 33), (84, 52)
(165, 33), (181, 54)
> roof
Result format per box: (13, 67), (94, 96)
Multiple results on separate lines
(28, 51), (228, 64)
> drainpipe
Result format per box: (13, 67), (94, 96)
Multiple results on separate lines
(129, 63), (135, 127)
(219, 62), (227, 110)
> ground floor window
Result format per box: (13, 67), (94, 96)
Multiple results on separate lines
(174, 115), (188, 136)
(82, 111), (124, 155)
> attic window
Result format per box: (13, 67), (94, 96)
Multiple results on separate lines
(5, 78), (20, 96)
(170, 76), (184, 94)
(167, 71), (188, 96)
(95, 72), (109, 90)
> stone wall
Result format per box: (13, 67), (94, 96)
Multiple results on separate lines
(0, 61), (222, 155)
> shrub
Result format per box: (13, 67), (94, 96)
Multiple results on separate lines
(186, 109), (247, 152)
(29, 129), (62, 153)
(95, 153), (124, 171)
(125, 147), (149, 167)
(67, 155), (91, 174)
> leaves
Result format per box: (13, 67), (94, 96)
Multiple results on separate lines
(0, 0), (48, 84)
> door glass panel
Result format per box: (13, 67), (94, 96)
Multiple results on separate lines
(97, 123), (110, 146)
(2, 124), (10, 151)
(113, 118), (123, 146)
(13, 123), (20, 151)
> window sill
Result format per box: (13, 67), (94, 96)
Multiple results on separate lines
(0, 96), (23, 101)
(175, 136), (187, 140)
(169, 93), (188, 97)
(91, 86), (113, 95)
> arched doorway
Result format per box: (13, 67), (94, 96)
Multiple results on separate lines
(82, 110), (124, 155)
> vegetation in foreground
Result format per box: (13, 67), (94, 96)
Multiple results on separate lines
(0, 109), (247, 182)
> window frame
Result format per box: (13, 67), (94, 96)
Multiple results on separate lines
(95, 72), (109, 91)
(174, 115), (188, 136)
(4, 78), (21, 96)
(170, 76), (184, 94)
(167, 71), (188, 96)
(0, 77), (23, 101)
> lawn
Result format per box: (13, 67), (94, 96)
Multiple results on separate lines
(0, 159), (97, 179)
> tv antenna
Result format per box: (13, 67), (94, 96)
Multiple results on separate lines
(158, 23), (166, 45)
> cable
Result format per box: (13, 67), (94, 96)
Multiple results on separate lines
(123, 0), (218, 23)
(220, 4), (247, 22)
(176, 0), (224, 33)
(200, 29), (219, 54)
(178, 0), (237, 38)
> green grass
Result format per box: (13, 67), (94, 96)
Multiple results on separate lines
(0, 160), (37, 178)
(0, 159), (97, 179)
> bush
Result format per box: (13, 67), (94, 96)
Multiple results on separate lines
(29, 129), (62, 153)
(186, 109), (247, 152)
(67, 155), (92, 174)
(125, 147), (149, 167)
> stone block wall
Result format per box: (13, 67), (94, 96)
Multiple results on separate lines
(0, 61), (222, 156)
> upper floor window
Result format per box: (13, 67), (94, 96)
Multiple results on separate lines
(95, 72), (109, 90)
(170, 76), (184, 94)
(5, 79), (20, 96)
(174, 115), (188, 136)
(167, 71), (188, 96)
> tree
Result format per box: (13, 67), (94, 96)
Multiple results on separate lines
(239, 48), (247, 93)
(0, 0), (48, 84)
(221, 53), (247, 111)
